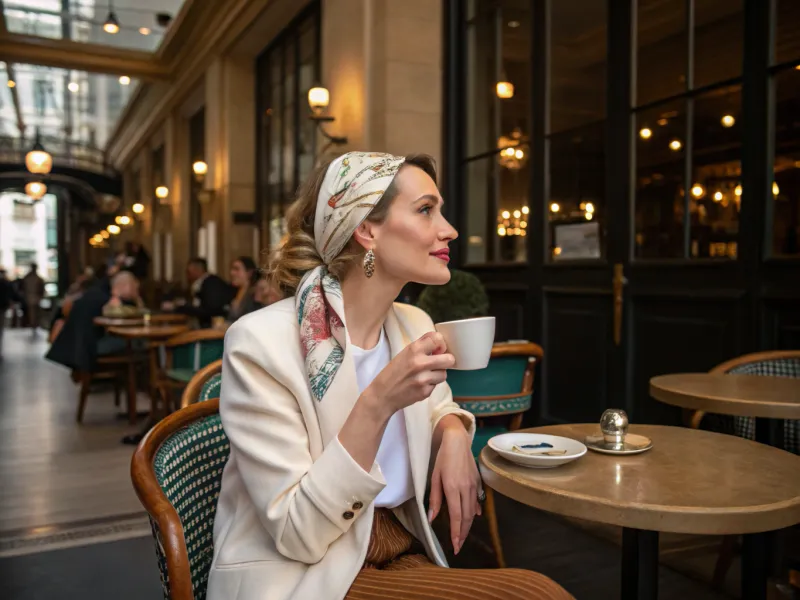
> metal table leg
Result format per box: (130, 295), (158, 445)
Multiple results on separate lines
(621, 528), (659, 600)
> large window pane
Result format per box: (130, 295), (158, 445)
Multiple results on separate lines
(775, 0), (800, 66)
(689, 86), (741, 259)
(464, 154), (530, 265)
(772, 69), (800, 256)
(637, 0), (686, 106)
(694, 0), (743, 89)
(548, 0), (606, 262)
(635, 99), (687, 258)
(465, 0), (531, 158)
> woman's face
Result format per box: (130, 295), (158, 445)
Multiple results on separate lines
(230, 261), (250, 287)
(366, 165), (458, 286)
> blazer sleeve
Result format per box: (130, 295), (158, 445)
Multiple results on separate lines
(220, 323), (387, 565)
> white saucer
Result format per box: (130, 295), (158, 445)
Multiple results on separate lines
(488, 433), (587, 469)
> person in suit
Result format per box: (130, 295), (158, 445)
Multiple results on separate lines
(162, 258), (233, 328)
(46, 271), (142, 373)
(22, 263), (45, 335)
(210, 152), (571, 600)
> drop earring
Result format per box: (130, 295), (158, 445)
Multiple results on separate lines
(363, 249), (375, 278)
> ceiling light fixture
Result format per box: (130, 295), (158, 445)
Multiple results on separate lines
(639, 127), (652, 140)
(669, 139), (682, 151)
(7, 80), (15, 88)
(107, 224), (121, 235)
(721, 114), (735, 128)
(496, 80), (514, 99)
(25, 130), (53, 175)
(119, 75), (131, 85)
(139, 27), (151, 35)
(132, 202), (144, 214)
(68, 82), (79, 93)
(25, 181), (47, 200)
(103, 1), (120, 34)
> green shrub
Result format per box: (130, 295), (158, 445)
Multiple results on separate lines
(416, 270), (489, 324)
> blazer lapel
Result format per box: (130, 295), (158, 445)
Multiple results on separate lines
(384, 307), (432, 501)
(314, 329), (360, 446)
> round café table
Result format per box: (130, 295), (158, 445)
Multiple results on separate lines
(107, 324), (189, 425)
(94, 313), (188, 328)
(650, 373), (800, 448)
(479, 423), (800, 600)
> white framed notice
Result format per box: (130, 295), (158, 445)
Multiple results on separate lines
(553, 221), (601, 260)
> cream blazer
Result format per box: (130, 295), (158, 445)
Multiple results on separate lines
(208, 298), (476, 600)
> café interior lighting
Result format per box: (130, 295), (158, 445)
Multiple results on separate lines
(585, 202), (595, 214)
(713, 191), (723, 202)
(721, 114), (735, 128)
(132, 202), (144, 214)
(139, 27), (150, 35)
(115, 215), (131, 226)
(773, 182), (780, 196)
(25, 181), (47, 200)
(100, 230), (110, 239)
(639, 127), (652, 140)
(25, 131), (52, 175)
(522, 206), (529, 215)
(119, 76), (130, 85)
(107, 224), (121, 235)
(497, 207), (527, 237)
(496, 81), (515, 99)
(691, 184), (705, 199)
(585, 212), (593, 220)
(103, 7), (120, 34)
(68, 82), (79, 93)
(550, 202), (560, 213)
(307, 85), (347, 146)
(669, 139), (682, 151)
(735, 184), (743, 197)
(7, 80), (15, 88)
(155, 186), (169, 201)
(193, 160), (208, 181)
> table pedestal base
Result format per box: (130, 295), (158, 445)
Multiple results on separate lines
(621, 528), (659, 600)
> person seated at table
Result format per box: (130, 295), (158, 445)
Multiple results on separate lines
(226, 256), (262, 323)
(252, 276), (282, 307)
(209, 152), (572, 600)
(162, 258), (234, 328)
(46, 271), (143, 373)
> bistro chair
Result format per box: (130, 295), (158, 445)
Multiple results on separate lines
(446, 341), (544, 568)
(75, 354), (128, 423)
(180, 359), (222, 408)
(155, 329), (225, 412)
(686, 350), (800, 589)
(131, 398), (228, 600)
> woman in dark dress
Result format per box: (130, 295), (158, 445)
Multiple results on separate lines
(226, 256), (262, 323)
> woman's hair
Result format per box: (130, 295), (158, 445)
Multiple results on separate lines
(234, 256), (259, 286)
(268, 153), (437, 297)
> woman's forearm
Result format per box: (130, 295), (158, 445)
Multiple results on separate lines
(432, 413), (469, 455)
(338, 391), (393, 471)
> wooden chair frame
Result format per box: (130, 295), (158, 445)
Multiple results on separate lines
(131, 398), (221, 600)
(155, 329), (225, 413)
(685, 350), (800, 589)
(180, 359), (222, 408)
(452, 341), (544, 568)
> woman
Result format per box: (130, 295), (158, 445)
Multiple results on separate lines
(227, 256), (261, 323)
(210, 152), (572, 600)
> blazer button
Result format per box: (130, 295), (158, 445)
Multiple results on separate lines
(352, 501), (363, 510)
(343, 511), (355, 520)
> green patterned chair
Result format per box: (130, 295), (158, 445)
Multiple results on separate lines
(181, 359), (223, 408)
(157, 330), (225, 412)
(685, 350), (800, 589)
(447, 341), (544, 568)
(132, 398), (229, 600)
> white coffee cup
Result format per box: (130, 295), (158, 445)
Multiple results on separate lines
(434, 316), (496, 370)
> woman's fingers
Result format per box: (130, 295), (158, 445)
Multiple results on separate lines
(428, 468), (443, 524)
(458, 482), (476, 555)
(445, 482), (463, 554)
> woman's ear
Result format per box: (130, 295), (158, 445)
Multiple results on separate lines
(352, 220), (378, 251)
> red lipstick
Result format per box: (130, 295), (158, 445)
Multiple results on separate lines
(430, 249), (450, 263)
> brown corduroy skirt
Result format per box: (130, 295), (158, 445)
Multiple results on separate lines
(345, 509), (574, 600)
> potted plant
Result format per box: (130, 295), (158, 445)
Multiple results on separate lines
(416, 269), (489, 323)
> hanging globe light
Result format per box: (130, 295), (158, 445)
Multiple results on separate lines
(25, 131), (53, 175)
(25, 181), (47, 200)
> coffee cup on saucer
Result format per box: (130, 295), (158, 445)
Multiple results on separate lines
(434, 316), (496, 370)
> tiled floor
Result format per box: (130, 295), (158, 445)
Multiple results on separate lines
(0, 328), (733, 599)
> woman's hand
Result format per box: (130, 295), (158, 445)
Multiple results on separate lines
(363, 331), (455, 417)
(428, 417), (481, 555)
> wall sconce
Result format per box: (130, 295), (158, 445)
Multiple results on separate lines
(132, 202), (144, 214)
(193, 160), (208, 182)
(107, 224), (121, 235)
(496, 81), (514, 99)
(307, 85), (348, 146)
(115, 214), (132, 226)
(155, 185), (169, 204)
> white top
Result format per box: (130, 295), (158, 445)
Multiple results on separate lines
(350, 328), (414, 508)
